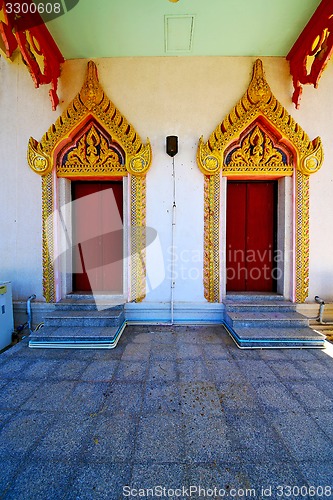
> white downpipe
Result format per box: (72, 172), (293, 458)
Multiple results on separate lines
(171, 155), (177, 325)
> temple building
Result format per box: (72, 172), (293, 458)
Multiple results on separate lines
(0, 0), (332, 348)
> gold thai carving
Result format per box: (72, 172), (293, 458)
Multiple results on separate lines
(228, 126), (282, 166)
(57, 125), (127, 178)
(29, 61), (151, 302)
(224, 125), (294, 176)
(198, 59), (324, 303)
(128, 142), (152, 176)
(42, 173), (55, 303)
(223, 164), (293, 177)
(197, 138), (221, 175)
(295, 171), (310, 303)
(27, 61), (152, 177)
(204, 174), (220, 303)
(298, 137), (323, 175)
(28, 138), (52, 176)
(197, 59), (324, 177)
(130, 175), (147, 302)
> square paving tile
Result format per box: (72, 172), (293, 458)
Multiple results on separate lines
(135, 415), (184, 463)
(64, 381), (109, 414)
(185, 462), (252, 492)
(148, 360), (178, 382)
(121, 343), (151, 361)
(177, 359), (210, 382)
(267, 361), (310, 380)
(102, 381), (144, 415)
(215, 380), (260, 411)
(114, 360), (148, 382)
(0, 411), (56, 459)
(80, 360), (119, 381)
(32, 413), (91, 461)
(179, 382), (223, 417)
(0, 459), (25, 497)
(0, 381), (39, 410)
(68, 463), (132, 500)
(245, 460), (307, 495)
(81, 413), (137, 463)
(21, 381), (76, 411)
(254, 382), (305, 414)
(130, 463), (186, 491)
(287, 382), (333, 410)
(224, 411), (291, 463)
(143, 382), (181, 414)
(3, 460), (73, 500)
(183, 415), (230, 463)
(270, 412), (333, 461)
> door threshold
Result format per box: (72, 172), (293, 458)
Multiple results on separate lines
(65, 293), (126, 304)
(225, 292), (285, 302)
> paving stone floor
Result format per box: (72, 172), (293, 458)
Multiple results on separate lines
(0, 325), (333, 499)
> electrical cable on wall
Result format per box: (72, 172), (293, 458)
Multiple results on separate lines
(166, 136), (178, 325)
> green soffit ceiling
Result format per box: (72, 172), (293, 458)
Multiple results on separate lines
(46, 0), (321, 59)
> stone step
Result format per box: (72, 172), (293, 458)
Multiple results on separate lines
(224, 324), (326, 349)
(55, 299), (124, 311)
(29, 324), (126, 349)
(224, 301), (296, 313)
(225, 293), (285, 302)
(226, 310), (309, 329)
(44, 309), (125, 328)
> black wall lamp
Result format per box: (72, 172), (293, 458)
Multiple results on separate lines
(166, 136), (178, 157)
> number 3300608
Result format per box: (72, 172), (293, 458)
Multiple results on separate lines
(5, 2), (62, 15)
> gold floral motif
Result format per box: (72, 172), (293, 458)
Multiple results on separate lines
(228, 126), (283, 166)
(57, 125), (128, 178)
(204, 174), (220, 303)
(197, 137), (221, 175)
(130, 175), (147, 302)
(127, 142), (152, 176)
(295, 171), (310, 303)
(27, 138), (52, 176)
(42, 173), (55, 302)
(223, 164), (293, 177)
(298, 137), (323, 175)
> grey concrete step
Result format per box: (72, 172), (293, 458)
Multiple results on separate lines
(44, 309), (125, 328)
(55, 298), (124, 311)
(223, 296), (325, 348)
(225, 293), (285, 301)
(226, 311), (309, 329)
(224, 301), (296, 313)
(224, 324), (326, 348)
(29, 325), (126, 349)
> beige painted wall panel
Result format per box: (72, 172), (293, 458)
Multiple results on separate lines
(1, 56), (332, 302)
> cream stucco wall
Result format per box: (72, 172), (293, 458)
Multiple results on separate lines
(1, 55), (333, 304)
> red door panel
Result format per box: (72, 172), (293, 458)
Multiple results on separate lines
(226, 181), (276, 292)
(226, 183), (247, 291)
(72, 181), (123, 293)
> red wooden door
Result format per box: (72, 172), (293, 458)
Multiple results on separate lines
(72, 181), (123, 293)
(226, 181), (277, 292)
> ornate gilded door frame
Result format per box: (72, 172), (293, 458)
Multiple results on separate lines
(197, 60), (323, 303)
(27, 61), (152, 303)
